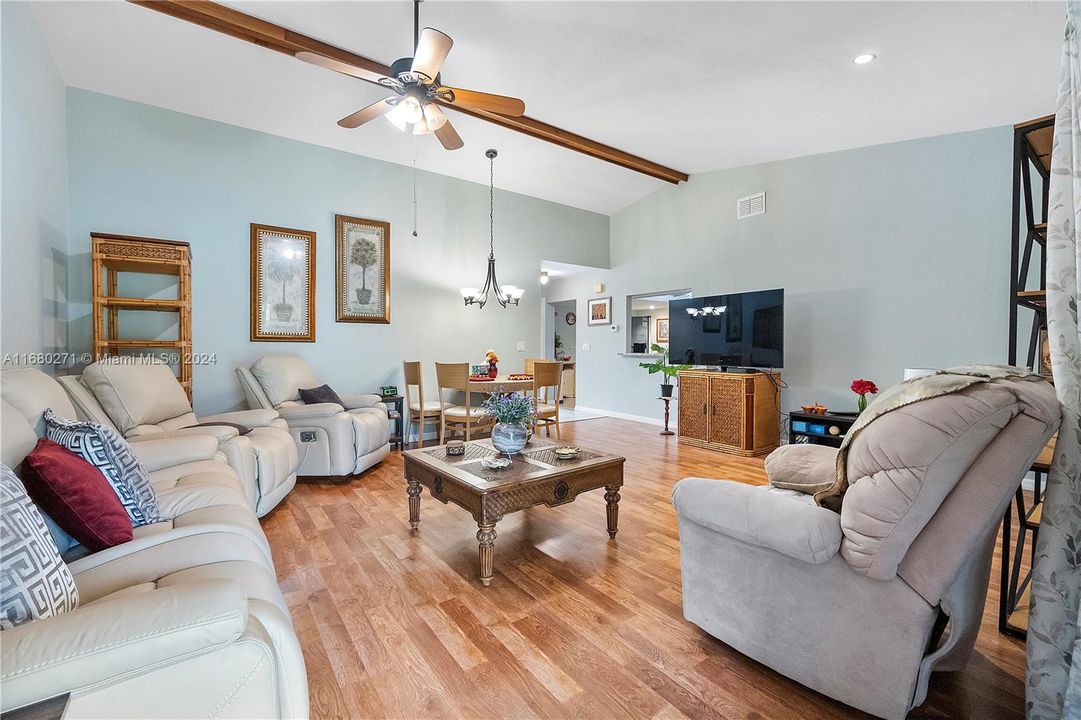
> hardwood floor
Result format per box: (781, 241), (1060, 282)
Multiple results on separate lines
(261, 418), (1028, 719)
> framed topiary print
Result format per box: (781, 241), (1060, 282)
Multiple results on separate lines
(336, 214), (390, 324)
(250, 224), (316, 342)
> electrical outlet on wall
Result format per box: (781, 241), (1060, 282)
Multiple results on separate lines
(583, 342), (591, 351)
(516, 341), (525, 351)
(300, 431), (317, 443)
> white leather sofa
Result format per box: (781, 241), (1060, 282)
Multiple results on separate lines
(236, 356), (390, 478)
(59, 358), (299, 516)
(0, 367), (308, 718)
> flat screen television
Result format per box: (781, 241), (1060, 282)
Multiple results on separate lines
(668, 289), (783, 369)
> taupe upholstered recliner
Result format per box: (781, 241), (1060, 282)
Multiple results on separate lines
(236, 355), (390, 478)
(672, 376), (1060, 720)
(0, 367), (308, 718)
(58, 358), (299, 516)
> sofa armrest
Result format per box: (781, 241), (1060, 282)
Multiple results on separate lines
(275, 402), (345, 420)
(199, 409), (281, 428)
(672, 478), (842, 564)
(339, 393), (383, 410)
(0, 580), (247, 712)
(127, 435), (221, 472)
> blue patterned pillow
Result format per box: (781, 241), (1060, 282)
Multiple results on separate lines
(43, 409), (163, 527)
(1, 464), (79, 629)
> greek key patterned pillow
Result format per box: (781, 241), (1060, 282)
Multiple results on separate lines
(1, 464), (79, 629)
(43, 409), (163, 526)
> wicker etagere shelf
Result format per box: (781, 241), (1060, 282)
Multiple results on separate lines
(91, 233), (192, 400)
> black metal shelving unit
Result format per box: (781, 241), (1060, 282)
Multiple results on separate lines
(1000, 114), (1054, 638)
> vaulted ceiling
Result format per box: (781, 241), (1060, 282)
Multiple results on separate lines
(36, 1), (1063, 215)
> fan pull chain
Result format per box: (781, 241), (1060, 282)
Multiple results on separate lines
(412, 137), (419, 237)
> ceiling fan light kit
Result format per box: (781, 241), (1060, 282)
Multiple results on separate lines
(298, 2), (525, 151)
(460, 149), (523, 309)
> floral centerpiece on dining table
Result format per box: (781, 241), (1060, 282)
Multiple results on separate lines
(485, 349), (499, 378)
(483, 392), (535, 455)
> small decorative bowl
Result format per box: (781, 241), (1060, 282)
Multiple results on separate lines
(446, 440), (465, 456)
(480, 456), (512, 470)
(553, 446), (580, 460)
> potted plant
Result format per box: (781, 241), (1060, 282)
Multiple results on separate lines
(266, 253), (298, 322)
(483, 392), (536, 455)
(350, 235), (378, 305)
(553, 332), (565, 360)
(639, 343), (691, 398)
(485, 349), (499, 378)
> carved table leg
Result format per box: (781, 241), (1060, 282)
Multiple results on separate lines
(407, 479), (421, 530)
(477, 522), (497, 586)
(605, 485), (621, 538)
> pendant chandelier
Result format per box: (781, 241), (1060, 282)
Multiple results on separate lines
(459, 149), (523, 308)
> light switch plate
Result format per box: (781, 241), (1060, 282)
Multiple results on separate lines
(583, 342), (591, 351)
(516, 341), (525, 351)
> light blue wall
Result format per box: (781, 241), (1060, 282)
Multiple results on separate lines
(547, 126), (1013, 422)
(65, 90), (610, 415)
(1, 3), (69, 365)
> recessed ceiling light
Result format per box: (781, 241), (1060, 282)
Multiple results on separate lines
(853, 53), (876, 65)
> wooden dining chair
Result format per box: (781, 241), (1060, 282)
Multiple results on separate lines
(403, 361), (442, 448)
(524, 357), (545, 375)
(531, 361), (564, 438)
(435, 362), (491, 443)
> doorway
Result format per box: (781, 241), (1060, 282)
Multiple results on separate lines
(547, 299), (577, 407)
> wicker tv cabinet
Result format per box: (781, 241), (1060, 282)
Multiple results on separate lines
(676, 369), (781, 456)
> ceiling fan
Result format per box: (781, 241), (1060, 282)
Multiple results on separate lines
(296, 0), (525, 151)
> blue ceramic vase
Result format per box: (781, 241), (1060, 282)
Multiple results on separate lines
(492, 422), (528, 454)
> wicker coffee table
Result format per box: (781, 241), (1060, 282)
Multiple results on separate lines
(402, 439), (625, 586)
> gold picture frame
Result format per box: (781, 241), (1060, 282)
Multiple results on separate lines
(336, 214), (390, 324)
(250, 223), (316, 342)
(657, 317), (670, 343)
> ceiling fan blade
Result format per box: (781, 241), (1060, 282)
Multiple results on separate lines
(443, 87), (525, 117)
(434, 120), (464, 151)
(338, 99), (394, 129)
(296, 50), (390, 84)
(411, 28), (453, 81)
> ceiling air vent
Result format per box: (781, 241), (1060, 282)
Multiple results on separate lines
(736, 192), (766, 220)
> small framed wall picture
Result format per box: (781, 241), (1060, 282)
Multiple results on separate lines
(588, 296), (612, 325)
(1039, 328), (1053, 377)
(250, 224), (316, 342)
(336, 214), (390, 323)
(657, 317), (670, 343)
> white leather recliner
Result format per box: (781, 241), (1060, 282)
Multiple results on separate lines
(0, 367), (308, 718)
(58, 358), (299, 516)
(236, 355), (391, 478)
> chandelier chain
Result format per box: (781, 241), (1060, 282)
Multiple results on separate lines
(489, 153), (495, 258)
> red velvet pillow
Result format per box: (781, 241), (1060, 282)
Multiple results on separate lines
(20, 438), (133, 551)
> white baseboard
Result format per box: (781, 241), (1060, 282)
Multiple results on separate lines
(573, 406), (665, 427)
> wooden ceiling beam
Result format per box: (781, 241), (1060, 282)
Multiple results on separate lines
(129, 0), (688, 184)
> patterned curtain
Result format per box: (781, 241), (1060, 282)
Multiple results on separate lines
(1027, 2), (1081, 717)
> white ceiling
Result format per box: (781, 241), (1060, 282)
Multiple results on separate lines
(35, 1), (1063, 215)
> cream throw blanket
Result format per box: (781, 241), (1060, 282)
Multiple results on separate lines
(813, 365), (1045, 510)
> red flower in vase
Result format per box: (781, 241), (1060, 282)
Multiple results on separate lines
(850, 379), (878, 396)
